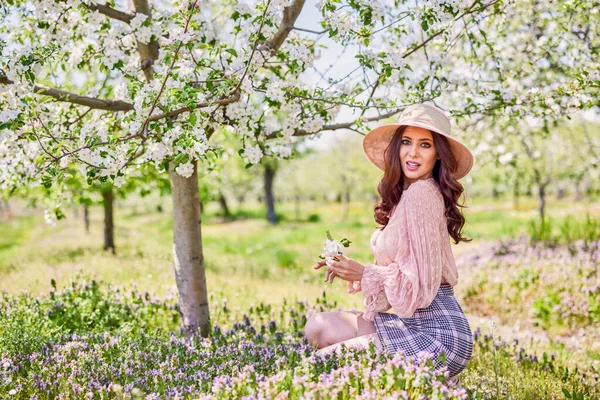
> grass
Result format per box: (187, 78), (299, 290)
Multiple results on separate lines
(0, 215), (39, 272)
(0, 195), (598, 306)
(0, 195), (599, 398)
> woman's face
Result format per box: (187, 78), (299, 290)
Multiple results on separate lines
(399, 126), (438, 188)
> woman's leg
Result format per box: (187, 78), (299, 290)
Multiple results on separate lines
(316, 332), (383, 356)
(304, 310), (377, 349)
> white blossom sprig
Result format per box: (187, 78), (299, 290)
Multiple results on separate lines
(319, 230), (351, 262)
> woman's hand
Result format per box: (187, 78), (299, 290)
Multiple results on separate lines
(314, 259), (338, 283)
(317, 254), (365, 283)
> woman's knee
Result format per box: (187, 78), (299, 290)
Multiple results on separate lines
(304, 312), (327, 345)
(304, 311), (366, 348)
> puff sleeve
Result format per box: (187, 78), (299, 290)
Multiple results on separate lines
(359, 180), (446, 321)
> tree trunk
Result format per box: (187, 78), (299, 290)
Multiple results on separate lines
(236, 194), (245, 211)
(492, 186), (499, 199)
(3, 199), (10, 217)
(295, 191), (301, 222)
(343, 189), (350, 219)
(102, 186), (115, 253)
(341, 173), (350, 221)
(513, 178), (520, 210)
(83, 203), (90, 234)
(574, 176), (583, 201)
(169, 161), (210, 337)
(218, 191), (231, 219)
(538, 183), (546, 222)
(264, 162), (278, 224)
(130, 0), (209, 338)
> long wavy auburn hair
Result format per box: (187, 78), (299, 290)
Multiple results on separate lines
(374, 125), (472, 244)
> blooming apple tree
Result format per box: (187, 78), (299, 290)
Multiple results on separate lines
(1, 0), (597, 336)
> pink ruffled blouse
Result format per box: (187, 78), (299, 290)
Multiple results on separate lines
(348, 177), (459, 320)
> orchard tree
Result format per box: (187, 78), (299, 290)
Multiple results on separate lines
(196, 129), (265, 218)
(447, 0), (599, 206)
(1, 0), (597, 337)
(57, 181), (119, 252)
(261, 156), (280, 224)
(473, 116), (600, 221)
(273, 145), (320, 221)
(324, 134), (381, 221)
(221, 148), (261, 213)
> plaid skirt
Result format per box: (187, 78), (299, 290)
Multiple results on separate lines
(373, 283), (473, 377)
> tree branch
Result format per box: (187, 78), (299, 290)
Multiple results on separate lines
(253, 87), (398, 109)
(87, 3), (135, 24)
(1, 72), (134, 111)
(404, 0), (501, 59)
(33, 84), (134, 111)
(148, 91), (241, 121)
(354, 0), (504, 113)
(132, 0), (159, 82)
(0, 73), (12, 85)
(360, 79), (381, 117)
(265, 108), (402, 140)
(234, 0), (272, 94)
(292, 26), (327, 35)
(261, 0), (306, 53)
(2, 72), (239, 120)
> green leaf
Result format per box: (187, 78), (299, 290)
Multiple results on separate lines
(173, 153), (185, 164)
(42, 175), (53, 189)
(54, 208), (66, 220)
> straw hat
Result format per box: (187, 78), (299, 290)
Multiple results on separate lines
(363, 103), (474, 180)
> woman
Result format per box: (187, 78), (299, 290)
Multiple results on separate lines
(304, 103), (474, 378)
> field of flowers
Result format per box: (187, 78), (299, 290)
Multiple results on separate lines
(456, 236), (600, 373)
(1, 276), (599, 399)
(1, 198), (600, 399)
(0, 278), (464, 399)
